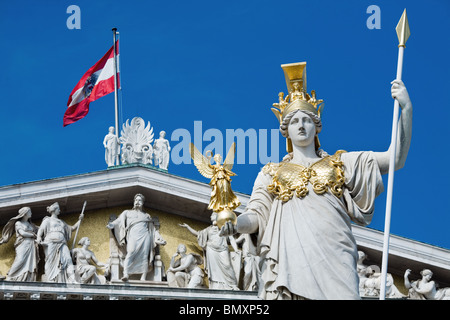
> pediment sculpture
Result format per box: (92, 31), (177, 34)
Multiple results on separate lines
(119, 117), (155, 165)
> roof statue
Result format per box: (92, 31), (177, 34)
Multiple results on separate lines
(103, 126), (120, 167)
(153, 130), (171, 170)
(104, 117), (171, 170)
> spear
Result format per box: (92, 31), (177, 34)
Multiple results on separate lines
(71, 201), (87, 250)
(379, 9), (410, 300)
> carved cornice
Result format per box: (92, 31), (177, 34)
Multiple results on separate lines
(0, 280), (257, 300)
(0, 164), (248, 224)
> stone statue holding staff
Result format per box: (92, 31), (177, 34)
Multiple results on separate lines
(220, 62), (413, 300)
(36, 202), (84, 283)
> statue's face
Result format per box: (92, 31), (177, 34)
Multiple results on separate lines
(49, 203), (60, 216)
(423, 272), (432, 281)
(288, 111), (316, 148)
(134, 196), (144, 209)
(124, 142), (152, 163)
(213, 154), (222, 164)
(177, 244), (186, 254)
(120, 117), (154, 165)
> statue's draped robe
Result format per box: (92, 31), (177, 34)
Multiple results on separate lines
(113, 210), (158, 275)
(104, 133), (119, 165)
(246, 151), (383, 300)
(154, 138), (170, 169)
(39, 217), (74, 282)
(241, 234), (261, 291)
(7, 221), (39, 281)
(197, 225), (238, 289)
(208, 165), (241, 212)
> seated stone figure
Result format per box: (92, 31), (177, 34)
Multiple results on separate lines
(357, 251), (405, 299)
(167, 244), (204, 288)
(72, 237), (108, 284)
(404, 269), (450, 300)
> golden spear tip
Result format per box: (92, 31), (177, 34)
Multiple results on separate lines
(396, 8), (410, 47)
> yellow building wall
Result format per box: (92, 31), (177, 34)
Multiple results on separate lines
(0, 206), (209, 281)
(392, 274), (408, 296)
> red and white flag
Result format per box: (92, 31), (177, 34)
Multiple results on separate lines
(64, 41), (119, 126)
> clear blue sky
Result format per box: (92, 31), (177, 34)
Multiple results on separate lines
(1, 0), (449, 250)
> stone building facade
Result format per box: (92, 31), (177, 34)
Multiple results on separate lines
(0, 164), (448, 300)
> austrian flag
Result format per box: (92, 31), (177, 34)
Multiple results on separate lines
(64, 41), (119, 126)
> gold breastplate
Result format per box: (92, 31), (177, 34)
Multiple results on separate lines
(262, 150), (346, 202)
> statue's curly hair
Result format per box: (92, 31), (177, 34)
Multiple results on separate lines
(134, 193), (145, 202)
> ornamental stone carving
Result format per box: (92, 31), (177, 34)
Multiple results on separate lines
(357, 251), (405, 299)
(119, 117), (154, 165)
(404, 269), (450, 300)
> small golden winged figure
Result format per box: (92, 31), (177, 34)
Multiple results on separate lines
(189, 142), (241, 213)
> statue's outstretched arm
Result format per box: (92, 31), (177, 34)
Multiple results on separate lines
(179, 223), (198, 236)
(220, 212), (259, 236)
(374, 79), (412, 175)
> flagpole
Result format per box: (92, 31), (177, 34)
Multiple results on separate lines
(379, 9), (410, 300)
(112, 28), (120, 165)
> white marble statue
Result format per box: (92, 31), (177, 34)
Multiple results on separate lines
(220, 78), (413, 300)
(180, 212), (239, 290)
(404, 269), (450, 300)
(36, 202), (83, 283)
(103, 126), (120, 167)
(0, 207), (39, 281)
(153, 130), (171, 170)
(72, 237), (108, 284)
(235, 233), (260, 291)
(167, 243), (204, 288)
(107, 193), (167, 281)
(119, 117), (154, 165)
(357, 251), (405, 298)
